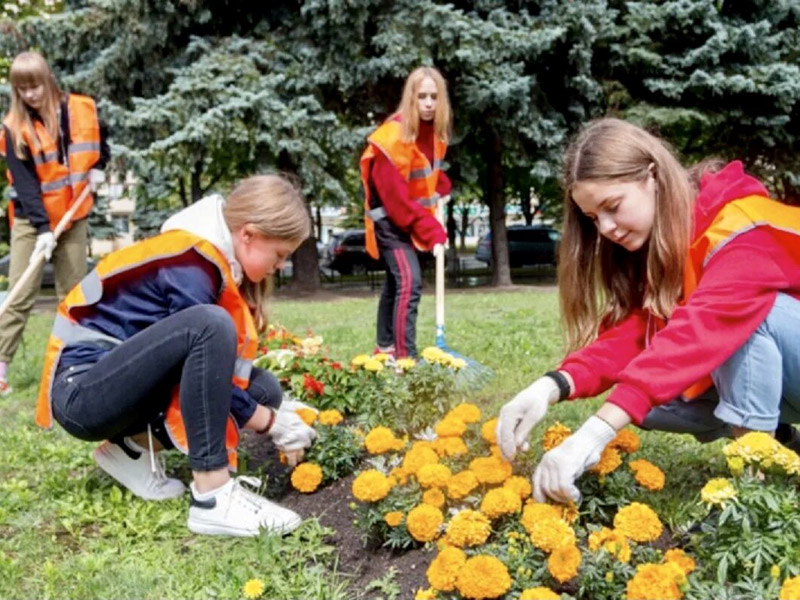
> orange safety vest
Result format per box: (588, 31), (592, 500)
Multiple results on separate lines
(360, 115), (447, 259)
(665, 194), (800, 399)
(37, 230), (259, 470)
(0, 93), (100, 230)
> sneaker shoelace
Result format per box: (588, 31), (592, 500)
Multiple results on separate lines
(143, 425), (171, 489)
(228, 476), (269, 517)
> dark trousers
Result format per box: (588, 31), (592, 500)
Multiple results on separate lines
(376, 242), (422, 358)
(51, 305), (280, 472)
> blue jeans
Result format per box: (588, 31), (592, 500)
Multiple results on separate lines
(51, 305), (281, 471)
(641, 293), (800, 439)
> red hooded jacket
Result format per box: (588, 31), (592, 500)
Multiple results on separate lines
(559, 161), (800, 424)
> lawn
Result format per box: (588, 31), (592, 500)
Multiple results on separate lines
(0, 287), (726, 599)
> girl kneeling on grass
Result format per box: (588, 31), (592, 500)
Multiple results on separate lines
(497, 118), (800, 504)
(37, 174), (317, 537)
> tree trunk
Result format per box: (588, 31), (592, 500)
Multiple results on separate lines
(520, 188), (534, 226)
(485, 127), (512, 287)
(190, 158), (203, 203)
(315, 204), (323, 241)
(459, 203), (469, 252)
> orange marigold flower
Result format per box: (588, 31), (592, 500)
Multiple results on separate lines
(529, 518), (576, 553)
(454, 555), (511, 599)
(469, 455), (512, 484)
(481, 418), (499, 444)
(414, 588), (437, 600)
(548, 544), (581, 583)
(388, 466), (409, 486)
(446, 403), (482, 424)
(364, 426), (404, 454)
(588, 527), (631, 563)
(589, 446), (622, 476)
(403, 444), (441, 475)
(352, 469), (392, 502)
(296, 407), (318, 426)
(625, 563), (683, 600)
(290, 462), (323, 493)
(445, 509), (492, 547)
(520, 502), (563, 535)
(432, 436), (468, 458)
(542, 422), (572, 451)
(407, 504), (444, 542)
(503, 475), (532, 500)
(663, 548), (696, 575)
(446, 470), (479, 500)
(384, 511), (404, 527)
(426, 546), (466, 592)
(480, 487), (522, 520)
(520, 587), (561, 600)
(435, 416), (467, 438)
(417, 463), (453, 489)
(614, 503), (663, 543)
(560, 501), (579, 524)
(423, 488), (446, 509)
(629, 459), (666, 491)
(318, 409), (343, 426)
(610, 428), (641, 453)
(780, 576), (800, 600)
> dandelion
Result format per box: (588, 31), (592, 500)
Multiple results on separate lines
(242, 578), (265, 599)
(613, 503), (663, 543)
(290, 462), (323, 493)
(454, 555), (512, 600)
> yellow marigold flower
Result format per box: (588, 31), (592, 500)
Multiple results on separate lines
(629, 459), (666, 491)
(663, 548), (696, 575)
(422, 346), (446, 363)
(723, 431), (780, 465)
(520, 502), (563, 534)
(414, 588), (437, 600)
(351, 354), (369, 366)
(560, 501), (579, 524)
(454, 555), (511, 599)
(700, 478), (737, 507)
(726, 455), (745, 476)
(520, 587), (561, 600)
(364, 426), (404, 454)
(548, 543), (581, 583)
(363, 358), (384, 372)
(296, 408), (318, 426)
(403, 445), (441, 475)
(588, 527), (631, 563)
(242, 578), (265, 599)
(396, 357), (416, 371)
(389, 466), (409, 486)
(384, 511), (404, 527)
(782, 576), (800, 600)
(445, 509), (492, 547)
(610, 428), (641, 453)
(481, 418), (498, 444)
(417, 463), (453, 489)
(351, 469), (392, 503)
(614, 503), (663, 543)
(290, 462), (323, 494)
(423, 488), (446, 509)
(318, 409), (343, 426)
(529, 518), (576, 553)
(450, 357), (467, 370)
(771, 565), (781, 579)
(406, 504), (444, 542)
(542, 422), (571, 451)
(626, 563), (683, 600)
(469, 455), (512, 484)
(446, 470), (479, 500)
(446, 403), (482, 424)
(768, 446), (800, 476)
(480, 487), (522, 520)
(432, 436), (468, 458)
(589, 446), (622, 476)
(426, 546), (466, 592)
(503, 475), (532, 500)
(435, 416), (467, 438)
(373, 352), (391, 362)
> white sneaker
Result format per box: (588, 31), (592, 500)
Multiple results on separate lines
(93, 441), (186, 500)
(187, 476), (302, 537)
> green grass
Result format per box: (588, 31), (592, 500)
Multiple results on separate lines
(0, 289), (730, 598)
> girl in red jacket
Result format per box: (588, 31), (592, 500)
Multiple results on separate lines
(360, 66), (451, 358)
(496, 118), (800, 504)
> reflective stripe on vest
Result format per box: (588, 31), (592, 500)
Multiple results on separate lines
(0, 94), (100, 230)
(678, 194), (800, 399)
(360, 116), (447, 259)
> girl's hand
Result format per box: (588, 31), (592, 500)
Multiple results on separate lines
(496, 376), (561, 461)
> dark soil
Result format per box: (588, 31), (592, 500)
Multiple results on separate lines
(241, 431), (432, 599)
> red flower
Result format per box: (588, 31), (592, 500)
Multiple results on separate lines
(303, 373), (325, 397)
(331, 362), (342, 370)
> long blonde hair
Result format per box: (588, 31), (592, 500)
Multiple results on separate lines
(397, 66), (452, 144)
(223, 174), (311, 331)
(6, 51), (62, 159)
(559, 118), (694, 351)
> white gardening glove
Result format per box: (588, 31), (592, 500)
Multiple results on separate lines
(268, 408), (317, 466)
(496, 376), (561, 461)
(31, 231), (56, 263)
(88, 168), (106, 192)
(532, 415), (617, 504)
(280, 395), (319, 415)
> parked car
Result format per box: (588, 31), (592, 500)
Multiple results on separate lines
(322, 229), (438, 275)
(475, 225), (561, 267)
(0, 254), (97, 288)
